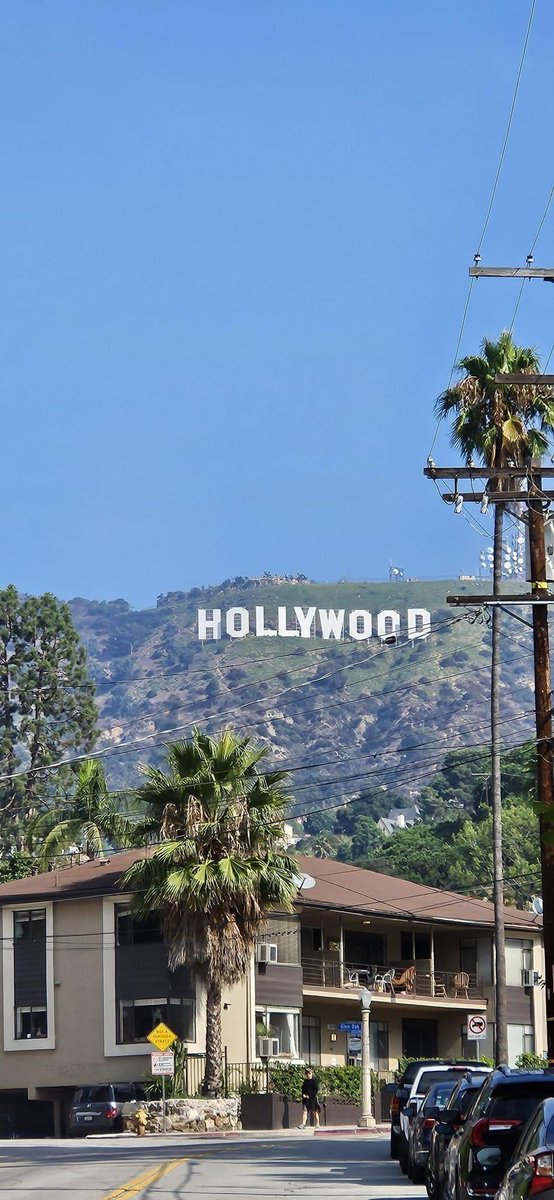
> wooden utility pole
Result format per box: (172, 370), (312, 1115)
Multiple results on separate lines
(528, 467), (554, 1063)
(426, 458), (554, 1062)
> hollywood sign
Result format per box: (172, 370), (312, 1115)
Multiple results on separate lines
(197, 606), (431, 642)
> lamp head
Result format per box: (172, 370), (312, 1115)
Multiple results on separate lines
(359, 987), (373, 1011)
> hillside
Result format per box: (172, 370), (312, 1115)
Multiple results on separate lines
(68, 578), (535, 810)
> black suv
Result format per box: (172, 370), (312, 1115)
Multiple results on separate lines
(389, 1059), (485, 1160)
(452, 1068), (554, 1200)
(68, 1083), (142, 1136)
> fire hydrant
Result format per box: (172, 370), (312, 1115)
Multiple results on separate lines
(133, 1106), (148, 1136)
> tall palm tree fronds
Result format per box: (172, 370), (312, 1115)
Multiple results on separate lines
(33, 759), (141, 869)
(122, 729), (299, 1095)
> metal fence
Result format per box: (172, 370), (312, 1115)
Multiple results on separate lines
(183, 1054), (393, 1099)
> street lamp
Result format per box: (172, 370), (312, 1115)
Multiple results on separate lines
(358, 988), (376, 1128)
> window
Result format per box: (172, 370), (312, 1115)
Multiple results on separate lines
(302, 1016), (321, 1063)
(16, 1006), (47, 1040)
(116, 906), (163, 946)
(460, 940), (477, 976)
(14, 910), (46, 942)
(372, 1021), (389, 1065)
(507, 1023), (535, 1066)
(505, 939), (533, 986)
(118, 997), (195, 1044)
(256, 1009), (300, 1058)
(401, 931), (431, 960)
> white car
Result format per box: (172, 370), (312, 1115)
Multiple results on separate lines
(399, 1064), (481, 1175)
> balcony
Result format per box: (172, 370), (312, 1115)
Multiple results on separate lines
(302, 958), (485, 1003)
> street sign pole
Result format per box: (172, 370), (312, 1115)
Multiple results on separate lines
(162, 1073), (166, 1135)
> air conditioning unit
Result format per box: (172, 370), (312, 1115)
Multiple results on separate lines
(257, 1037), (280, 1058)
(256, 943), (278, 964)
(522, 969), (540, 987)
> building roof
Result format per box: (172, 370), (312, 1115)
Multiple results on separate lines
(294, 855), (541, 932)
(0, 850), (541, 933)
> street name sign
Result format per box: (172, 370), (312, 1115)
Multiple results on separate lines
(151, 1051), (175, 1076)
(147, 1022), (177, 1052)
(467, 1014), (487, 1040)
(338, 1021), (362, 1033)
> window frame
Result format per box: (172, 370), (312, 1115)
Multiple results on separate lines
(2, 902), (55, 1053)
(117, 996), (196, 1045)
(15, 1005), (48, 1040)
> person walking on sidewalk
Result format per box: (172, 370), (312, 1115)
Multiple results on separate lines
(300, 1068), (320, 1128)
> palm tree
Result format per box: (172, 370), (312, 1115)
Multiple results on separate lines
(34, 759), (139, 868)
(437, 330), (554, 1064)
(121, 729), (299, 1096)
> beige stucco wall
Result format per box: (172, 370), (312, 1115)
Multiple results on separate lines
(0, 895), (249, 1099)
(302, 998), (468, 1071)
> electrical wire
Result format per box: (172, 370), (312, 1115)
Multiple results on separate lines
(475, 0), (537, 257)
(0, 614), (469, 781)
(428, 0), (537, 459)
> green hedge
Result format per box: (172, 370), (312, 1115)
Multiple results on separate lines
(267, 1063), (386, 1102)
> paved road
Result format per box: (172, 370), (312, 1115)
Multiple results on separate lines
(0, 1132), (426, 1199)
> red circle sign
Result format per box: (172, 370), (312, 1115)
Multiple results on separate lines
(467, 1014), (487, 1036)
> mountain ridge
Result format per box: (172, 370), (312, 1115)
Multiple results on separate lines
(67, 577), (535, 806)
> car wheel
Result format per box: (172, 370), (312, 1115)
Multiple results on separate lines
(399, 1137), (409, 1175)
(425, 1164), (437, 1200)
(390, 1130), (399, 1159)
(412, 1163), (425, 1184)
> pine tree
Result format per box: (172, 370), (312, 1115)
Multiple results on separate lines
(0, 587), (97, 847)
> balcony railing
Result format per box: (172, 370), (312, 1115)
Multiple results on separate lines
(302, 958), (484, 1001)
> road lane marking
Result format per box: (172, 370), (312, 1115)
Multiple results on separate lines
(100, 1156), (187, 1199)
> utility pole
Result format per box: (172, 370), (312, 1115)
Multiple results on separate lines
(528, 466), (554, 1063)
(426, 462), (554, 1062)
(465, 261), (554, 1061)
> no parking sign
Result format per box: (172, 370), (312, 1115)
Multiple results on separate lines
(467, 1013), (487, 1040)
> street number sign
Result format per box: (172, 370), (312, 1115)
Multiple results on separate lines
(147, 1022), (177, 1052)
(151, 1051), (175, 1076)
(467, 1013), (487, 1040)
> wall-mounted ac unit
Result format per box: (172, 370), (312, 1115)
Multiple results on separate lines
(257, 1037), (280, 1058)
(257, 943), (278, 964)
(522, 969), (540, 987)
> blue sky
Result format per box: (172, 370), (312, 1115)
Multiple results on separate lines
(2, 1), (553, 607)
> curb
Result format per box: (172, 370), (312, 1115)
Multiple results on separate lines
(89, 1124), (389, 1141)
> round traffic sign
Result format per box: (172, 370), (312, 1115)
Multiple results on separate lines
(467, 1013), (487, 1037)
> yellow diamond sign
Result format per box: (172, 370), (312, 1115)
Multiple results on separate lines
(147, 1021), (177, 1052)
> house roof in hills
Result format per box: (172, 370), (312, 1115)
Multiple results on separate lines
(0, 851), (541, 933)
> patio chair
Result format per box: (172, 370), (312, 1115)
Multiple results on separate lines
(390, 965), (416, 995)
(432, 974), (447, 998)
(452, 970), (470, 999)
(344, 969), (360, 987)
(373, 969), (395, 994)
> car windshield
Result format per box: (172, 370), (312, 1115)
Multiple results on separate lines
(74, 1086), (111, 1104)
(424, 1081), (458, 1110)
(416, 1069), (467, 1094)
(489, 1084), (554, 1123)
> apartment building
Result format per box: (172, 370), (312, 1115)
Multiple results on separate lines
(0, 851), (544, 1133)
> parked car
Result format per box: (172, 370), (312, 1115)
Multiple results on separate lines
(389, 1059), (484, 1159)
(399, 1063), (485, 1174)
(407, 1078), (461, 1183)
(448, 1068), (554, 1200)
(495, 1096), (554, 1200)
(68, 1083), (140, 1136)
(425, 1070), (491, 1200)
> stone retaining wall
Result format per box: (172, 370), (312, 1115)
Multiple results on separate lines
(140, 1097), (240, 1133)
